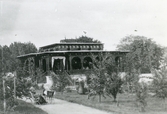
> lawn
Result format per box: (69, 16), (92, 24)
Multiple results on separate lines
(0, 99), (48, 114)
(54, 91), (167, 114)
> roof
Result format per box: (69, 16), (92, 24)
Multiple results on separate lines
(17, 50), (129, 58)
(39, 42), (104, 49)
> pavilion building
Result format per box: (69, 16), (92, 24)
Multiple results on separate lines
(17, 42), (128, 78)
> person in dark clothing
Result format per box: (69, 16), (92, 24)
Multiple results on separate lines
(36, 95), (47, 105)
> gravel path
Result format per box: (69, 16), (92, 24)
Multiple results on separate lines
(35, 98), (113, 114)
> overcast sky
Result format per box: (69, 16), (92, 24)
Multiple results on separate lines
(0, 0), (167, 50)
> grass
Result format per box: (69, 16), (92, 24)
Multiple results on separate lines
(54, 91), (167, 114)
(0, 99), (48, 114)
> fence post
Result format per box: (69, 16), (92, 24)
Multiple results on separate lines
(13, 71), (17, 100)
(3, 78), (6, 113)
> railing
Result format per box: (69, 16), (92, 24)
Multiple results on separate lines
(64, 70), (74, 85)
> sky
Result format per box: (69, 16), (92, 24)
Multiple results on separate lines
(0, 0), (167, 50)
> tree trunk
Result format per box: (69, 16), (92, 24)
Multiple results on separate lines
(98, 94), (101, 103)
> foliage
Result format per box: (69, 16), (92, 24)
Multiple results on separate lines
(116, 35), (164, 94)
(0, 42), (38, 111)
(0, 76), (18, 111)
(60, 35), (101, 43)
(105, 73), (123, 101)
(34, 68), (46, 83)
(0, 42), (37, 75)
(117, 35), (164, 73)
(116, 35), (146, 51)
(135, 82), (148, 112)
(50, 71), (73, 93)
(87, 53), (123, 102)
(152, 65), (167, 99)
(87, 53), (108, 102)
(16, 77), (35, 98)
(0, 73), (36, 111)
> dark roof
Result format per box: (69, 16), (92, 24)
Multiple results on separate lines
(39, 42), (103, 49)
(17, 50), (129, 58)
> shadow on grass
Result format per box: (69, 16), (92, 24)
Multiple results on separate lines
(0, 100), (48, 114)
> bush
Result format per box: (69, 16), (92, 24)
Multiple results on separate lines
(135, 82), (148, 112)
(152, 67), (167, 99)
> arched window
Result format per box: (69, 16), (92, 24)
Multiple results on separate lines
(72, 57), (81, 70)
(83, 57), (93, 69)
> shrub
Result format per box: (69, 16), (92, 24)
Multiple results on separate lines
(135, 82), (148, 112)
(152, 66), (167, 99)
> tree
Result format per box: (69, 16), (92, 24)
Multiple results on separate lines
(60, 35), (101, 43)
(0, 42), (37, 75)
(117, 35), (164, 73)
(116, 35), (146, 51)
(87, 53), (123, 102)
(0, 73), (35, 111)
(1, 45), (12, 73)
(50, 71), (73, 93)
(105, 59), (124, 101)
(9, 42), (37, 72)
(152, 64), (167, 99)
(116, 35), (165, 111)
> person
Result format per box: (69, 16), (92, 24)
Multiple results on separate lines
(36, 94), (47, 105)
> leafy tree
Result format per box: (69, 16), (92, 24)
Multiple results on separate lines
(117, 35), (165, 111)
(117, 35), (164, 93)
(87, 53), (123, 102)
(1, 45), (12, 73)
(0, 42), (37, 76)
(50, 71), (73, 93)
(87, 53), (108, 102)
(105, 60), (124, 101)
(60, 35), (101, 43)
(104, 72), (123, 102)
(162, 47), (167, 67)
(116, 35), (146, 51)
(0, 75), (36, 111)
(135, 82), (148, 112)
(9, 42), (37, 72)
(117, 35), (164, 73)
(152, 65), (167, 99)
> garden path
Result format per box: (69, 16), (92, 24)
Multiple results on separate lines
(35, 98), (113, 114)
